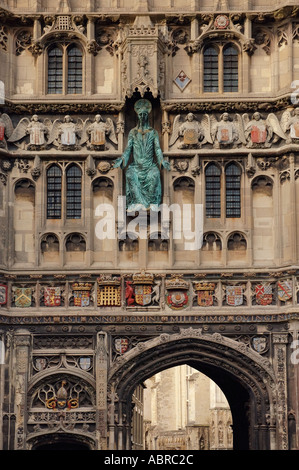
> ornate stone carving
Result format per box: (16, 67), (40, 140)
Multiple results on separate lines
(254, 28), (272, 55)
(243, 112), (286, 148)
(8, 114), (48, 150)
(15, 30), (32, 56)
(169, 113), (205, 149)
(0, 113), (13, 149)
(80, 114), (118, 150)
(281, 108), (299, 143)
(0, 25), (8, 51)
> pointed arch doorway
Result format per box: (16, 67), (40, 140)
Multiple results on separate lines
(107, 329), (278, 451)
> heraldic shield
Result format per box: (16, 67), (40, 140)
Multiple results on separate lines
(44, 287), (61, 307)
(166, 290), (189, 309)
(226, 286), (243, 306)
(194, 283), (215, 307)
(135, 285), (152, 306)
(278, 281), (293, 302)
(115, 338), (129, 354)
(255, 283), (272, 306)
(14, 287), (32, 307)
(0, 284), (7, 305)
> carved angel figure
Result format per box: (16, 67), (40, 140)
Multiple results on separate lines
(0, 113), (13, 149)
(281, 107), (299, 143)
(8, 114), (48, 149)
(47, 115), (81, 149)
(59, 115), (79, 147)
(203, 112), (239, 148)
(169, 113), (205, 149)
(242, 112), (286, 148)
(80, 114), (118, 150)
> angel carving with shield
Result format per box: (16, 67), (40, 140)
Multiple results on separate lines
(8, 114), (48, 150)
(169, 113), (205, 149)
(243, 112), (287, 148)
(281, 107), (299, 143)
(80, 114), (118, 150)
(0, 113), (13, 149)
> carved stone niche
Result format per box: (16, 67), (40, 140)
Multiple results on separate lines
(119, 15), (168, 99)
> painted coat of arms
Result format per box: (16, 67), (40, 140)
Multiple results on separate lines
(226, 286), (243, 306)
(115, 338), (129, 354)
(14, 287), (32, 307)
(278, 280), (293, 302)
(165, 276), (189, 310)
(44, 287), (61, 307)
(72, 283), (92, 307)
(126, 271), (155, 307)
(79, 357), (91, 370)
(97, 275), (121, 307)
(194, 282), (215, 307)
(255, 283), (272, 306)
(0, 284), (7, 305)
(251, 336), (268, 354)
(135, 284), (152, 306)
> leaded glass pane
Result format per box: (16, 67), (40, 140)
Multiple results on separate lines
(48, 47), (63, 94)
(66, 165), (82, 219)
(47, 165), (62, 219)
(223, 46), (238, 92)
(67, 46), (82, 94)
(225, 163), (241, 218)
(205, 164), (221, 218)
(204, 47), (219, 92)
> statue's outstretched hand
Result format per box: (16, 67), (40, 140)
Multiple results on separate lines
(113, 157), (123, 168)
(161, 159), (171, 171)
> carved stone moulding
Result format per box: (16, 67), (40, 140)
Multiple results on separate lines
(161, 96), (292, 114)
(2, 101), (125, 115)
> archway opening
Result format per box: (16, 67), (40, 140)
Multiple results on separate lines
(132, 365), (238, 451)
(110, 332), (272, 451)
(31, 434), (91, 450)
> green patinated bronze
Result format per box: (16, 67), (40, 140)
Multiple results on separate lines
(114, 99), (170, 211)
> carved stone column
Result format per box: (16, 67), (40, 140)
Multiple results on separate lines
(273, 333), (289, 450)
(96, 332), (108, 449)
(14, 330), (31, 450)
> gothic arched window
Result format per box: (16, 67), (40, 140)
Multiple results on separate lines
(67, 45), (83, 94)
(225, 163), (241, 218)
(223, 45), (239, 92)
(47, 46), (63, 94)
(203, 43), (239, 93)
(47, 165), (62, 219)
(47, 43), (83, 95)
(205, 164), (221, 218)
(66, 165), (82, 219)
(204, 46), (219, 93)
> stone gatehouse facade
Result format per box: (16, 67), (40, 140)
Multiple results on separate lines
(0, 0), (299, 450)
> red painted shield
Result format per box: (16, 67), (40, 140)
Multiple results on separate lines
(255, 284), (272, 306)
(251, 125), (267, 143)
(0, 124), (5, 141)
(197, 290), (213, 307)
(44, 287), (61, 307)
